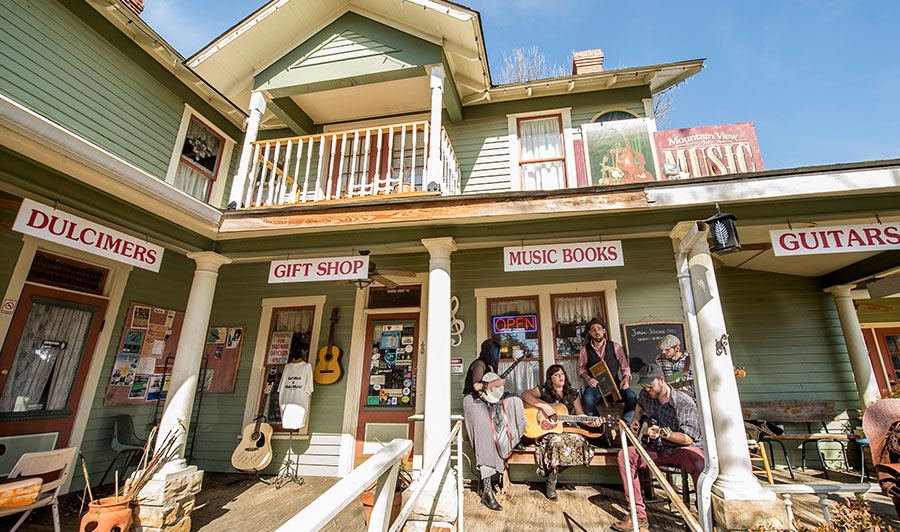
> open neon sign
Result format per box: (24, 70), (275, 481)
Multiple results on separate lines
(492, 315), (538, 334)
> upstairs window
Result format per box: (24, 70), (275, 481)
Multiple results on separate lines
(175, 116), (224, 202)
(517, 115), (566, 191)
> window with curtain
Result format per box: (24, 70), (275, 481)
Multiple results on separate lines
(488, 297), (541, 397)
(260, 306), (315, 429)
(552, 293), (607, 381)
(175, 116), (224, 202)
(518, 115), (566, 191)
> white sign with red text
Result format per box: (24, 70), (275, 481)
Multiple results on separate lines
(13, 198), (164, 272)
(770, 223), (900, 256)
(504, 241), (624, 271)
(269, 255), (370, 283)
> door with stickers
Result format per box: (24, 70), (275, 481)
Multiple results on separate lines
(356, 314), (419, 458)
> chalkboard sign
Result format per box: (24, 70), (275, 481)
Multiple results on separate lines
(621, 322), (685, 374)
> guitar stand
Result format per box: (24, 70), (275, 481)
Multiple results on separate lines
(271, 430), (304, 489)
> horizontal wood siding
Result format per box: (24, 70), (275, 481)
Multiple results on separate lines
(72, 252), (196, 492)
(0, 0), (183, 177)
(444, 116), (510, 194)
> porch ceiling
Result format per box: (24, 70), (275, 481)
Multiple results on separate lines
(289, 76), (433, 124)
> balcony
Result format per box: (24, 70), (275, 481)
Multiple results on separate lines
(229, 120), (460, 209)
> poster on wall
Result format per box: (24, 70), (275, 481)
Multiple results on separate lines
(581, 118), (658, 186)
(653, 122), (764, 179)
(201, 326), (245, 393)
(104, 302), (185, 406)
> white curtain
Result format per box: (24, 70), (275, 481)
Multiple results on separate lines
(175, 117), (222, 201)
(274, 309), (314, 333)
(0, 302), (93, 412)
(520, 117), (565, 191)
(554, 295), (604, 324)
(173, 164), (210, 201)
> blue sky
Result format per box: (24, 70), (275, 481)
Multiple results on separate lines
(143, 0), (899, 171)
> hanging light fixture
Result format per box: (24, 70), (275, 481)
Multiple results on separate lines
(705, 205), (742, 254)
(350, 277), (374, 290)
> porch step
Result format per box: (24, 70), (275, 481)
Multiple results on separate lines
(294, 433), (341, 477)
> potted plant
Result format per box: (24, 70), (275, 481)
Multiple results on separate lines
(359, 458), (413, 526)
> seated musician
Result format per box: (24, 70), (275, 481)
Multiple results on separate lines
(578, 318), (637, 423)
(462, 338), (526, 511)
(522, 364), (601, 501)
(613, 364), (704, 531)
(656, 334), (694, 395)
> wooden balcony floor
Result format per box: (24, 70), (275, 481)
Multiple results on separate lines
(2, 467), (898, 531)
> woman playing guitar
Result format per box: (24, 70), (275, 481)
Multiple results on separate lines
(462, 338), (526, 511)
(521, 364), (603, 501)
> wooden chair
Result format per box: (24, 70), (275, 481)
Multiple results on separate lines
(0, 447), (77, 532)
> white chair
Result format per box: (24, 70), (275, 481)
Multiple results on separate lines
(0, 446), (77, 532)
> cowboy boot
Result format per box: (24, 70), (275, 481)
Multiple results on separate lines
(545, 469), (558, 501)
(481, 477), (502, 511)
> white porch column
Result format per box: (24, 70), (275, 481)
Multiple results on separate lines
(421, 237), (456, 465)
(825, 284), (880, 408)
(228, 91), (267, 207)
(685, 231), (784, 530)
(156, 251), (232, 464)
(426, 65), (444, 193)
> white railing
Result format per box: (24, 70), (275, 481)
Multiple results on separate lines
(276, 438), (412, 532)
(766, 483), (879, 528)
(232, 121), (461, 208)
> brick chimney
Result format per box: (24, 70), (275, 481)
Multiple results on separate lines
(122, 0), (144, 16)
(572, 49), (604, 75)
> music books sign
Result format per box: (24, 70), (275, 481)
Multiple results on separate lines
(13, 198), (164, 272)
(503, 241), (624, 271)
(769, 223), (900, 256)
(269, 255), (369, 283)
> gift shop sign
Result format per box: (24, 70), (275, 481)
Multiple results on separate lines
(13, 198), (164, 272)
(269, 255), (369, 283)
(770, 223), (900, 256)
(503, 241), (623, 271)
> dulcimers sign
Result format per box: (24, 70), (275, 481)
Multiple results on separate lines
(269, 255), (369, 283)
(504, 241), (624, 271)
(13, 198), (164, 272)
(769, 223), (900, 256)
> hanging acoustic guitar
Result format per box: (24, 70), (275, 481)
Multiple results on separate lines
(313, 308), (343, 385)
(231, 382), (274, 472)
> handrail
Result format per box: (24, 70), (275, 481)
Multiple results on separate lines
(275, 438), (412, 532)
(387, 420), (463, 532)
(619, 420), (703, 532)
(765, 483), (879, 526)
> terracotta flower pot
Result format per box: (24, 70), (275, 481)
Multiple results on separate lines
(359, 490), (403, 526)
(392, 182), (415, 194)
(80, 496), (133, 532)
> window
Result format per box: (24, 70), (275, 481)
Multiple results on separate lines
(517, 115), (566, 191)
(488, 296), (541, 396)
(590, 108), (640, 124)
(165, 106), (235, 205)
(259, 306), (316, 430)
(551, 292), (607, 381)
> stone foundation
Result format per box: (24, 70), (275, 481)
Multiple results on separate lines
(405, 468), (458, 532)
(712, 494), (788, 531)
(131, 466), (203, 532)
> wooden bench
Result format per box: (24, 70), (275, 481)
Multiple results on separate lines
(741, 400), (861, 479)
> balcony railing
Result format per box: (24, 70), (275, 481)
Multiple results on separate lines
(231, 121), (460, 209)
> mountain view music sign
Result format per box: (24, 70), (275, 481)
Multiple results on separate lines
(770, 223), (900, 256)
(653, 122), (764, 179)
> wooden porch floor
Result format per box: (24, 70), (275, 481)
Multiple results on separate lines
(3, 467), (898, 531)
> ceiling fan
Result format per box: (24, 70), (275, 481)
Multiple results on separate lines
(336, 250), (416, 289)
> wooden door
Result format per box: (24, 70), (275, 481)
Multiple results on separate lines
(875, 328), (900, 390)
(355, 314), (418, 459)
(0, 284), (107, 447)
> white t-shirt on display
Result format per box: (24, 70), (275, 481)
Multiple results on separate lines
(278, 361), (314, 430)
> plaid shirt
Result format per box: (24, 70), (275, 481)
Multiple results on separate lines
(637, 386), (702, 452)
(655, 352), (693, 394)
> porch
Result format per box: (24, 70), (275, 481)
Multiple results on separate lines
(230, 120), (461, 209)
(5, 468), (898, 531)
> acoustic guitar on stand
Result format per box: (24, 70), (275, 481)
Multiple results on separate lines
(313, 308), (343, 385)
(231, 382), (274, 472)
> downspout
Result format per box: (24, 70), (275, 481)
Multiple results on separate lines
(675, 222), (718, 531)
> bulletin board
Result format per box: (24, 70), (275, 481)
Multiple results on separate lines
(104, 301), (185, 406)
(201, 326), (245, 393)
